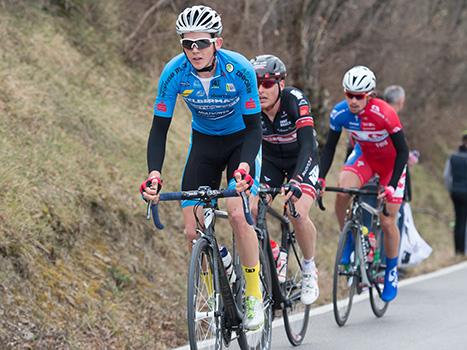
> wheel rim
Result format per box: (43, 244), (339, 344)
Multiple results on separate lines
(333, 227), (357, 326)
(282, 242), (310, 345)
(369, 267), (389, 317)
(188, 242), (222, 350)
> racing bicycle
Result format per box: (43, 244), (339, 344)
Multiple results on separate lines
(149, 186), (272, 350)
(319, 180), (389, 326)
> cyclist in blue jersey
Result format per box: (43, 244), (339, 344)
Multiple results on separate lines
(139, 5), (264, 330)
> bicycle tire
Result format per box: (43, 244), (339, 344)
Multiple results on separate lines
(237, 246), (272, 350)
(187, 238), (223, 350)
(369, 229), (389, 317)
(282, 239), (310, 346)
(332, 221), (358, 327)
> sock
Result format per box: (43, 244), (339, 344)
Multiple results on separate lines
(340, 231), (354, 265)
(302, 257), (316, 273)
(381, 256), (398, 302)
(243, 263), (262, 300)
(201, 270), (214, 296)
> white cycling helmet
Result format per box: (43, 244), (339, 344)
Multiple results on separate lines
(176, 6), (223, 36)
(342, 65), (376, 93)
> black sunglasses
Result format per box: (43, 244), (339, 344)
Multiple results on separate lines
(180, 38), (216, 50)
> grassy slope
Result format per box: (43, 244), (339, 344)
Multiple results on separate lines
(0, 5), (191, 349)
(0, 4), (464, 349)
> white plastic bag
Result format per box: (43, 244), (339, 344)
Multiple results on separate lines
(398, 203), (432, 267)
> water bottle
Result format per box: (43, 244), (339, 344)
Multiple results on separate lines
(367, 232), (376, 263)
(362, 226), (370, 258)
(219, 246), (236, 284)
(276, 249), (288, 283)
(270, 239), (280, 262)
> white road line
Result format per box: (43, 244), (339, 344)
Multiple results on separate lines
(172, 261), (467, 349)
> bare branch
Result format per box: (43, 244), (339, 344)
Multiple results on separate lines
(125, 0), (172, 47)
(257, 0), (278, 52)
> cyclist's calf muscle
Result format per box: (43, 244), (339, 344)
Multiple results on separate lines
(379, 202), (401, 258)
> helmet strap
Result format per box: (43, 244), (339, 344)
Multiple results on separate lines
(274, 81), (282, 105)
(191, 45), (217, 73)
(196, 55), (216, 72)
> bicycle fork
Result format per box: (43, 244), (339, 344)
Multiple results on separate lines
(355, 227), (372, 288)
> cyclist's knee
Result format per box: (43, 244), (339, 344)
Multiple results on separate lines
(335, 192), (350, 206)
(380, 213), (397, 230)
(289, 211), (311, 228)
(228, 208), (247, 229)
(184, 225), (198, 243)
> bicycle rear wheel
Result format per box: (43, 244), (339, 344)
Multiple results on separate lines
(188, 238), (223, 350)
(332, 222), (358, 327)
(282, 239), (310, 346)
(237, 246), (272, 350)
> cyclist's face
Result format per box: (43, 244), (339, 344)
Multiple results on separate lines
(258, 79), (284, 110)
(182, 32), (222, 71)
(345, 91), (370, 114)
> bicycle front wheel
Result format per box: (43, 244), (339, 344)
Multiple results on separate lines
(332, 222), (358, 327)
(282, 240), (310, 346)
(187, 238), (223, 350)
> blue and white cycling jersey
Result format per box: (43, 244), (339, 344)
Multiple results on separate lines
(154, 49), (261, 135)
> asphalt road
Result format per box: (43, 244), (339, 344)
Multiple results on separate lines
(265, 261), (467, 350)
(175, 261), (467, 350)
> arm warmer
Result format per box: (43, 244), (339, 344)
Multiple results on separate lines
(319, 129), (342, 178)
(388, 130), (409, 188)
(292, 126), (319, 180)
(240, 113), (262, 169)
(147, 116), (172, 173)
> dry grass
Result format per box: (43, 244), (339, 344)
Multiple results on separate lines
(0, 3), (464, 350)
(0, 5), (190, 349)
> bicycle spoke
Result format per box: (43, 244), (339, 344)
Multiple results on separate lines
(188, 239), (222, 350)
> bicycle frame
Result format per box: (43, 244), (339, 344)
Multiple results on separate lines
(347, 196), (373, 287)
(255, 193), (296, 310)
(148, 186), (253, 345)
(327, 185), (385, 290)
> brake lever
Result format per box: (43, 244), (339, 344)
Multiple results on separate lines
(286, 199), (300, 218)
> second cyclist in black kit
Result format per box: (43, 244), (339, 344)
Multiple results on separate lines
(250, 55), (320, 305)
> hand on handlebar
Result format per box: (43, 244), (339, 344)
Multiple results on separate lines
(233, 165), (253, 193)
(284, 179), (302, 203)
(317, 178), (326, 193)
(378, 185), (395, 201)
(140, 173), (163, 203)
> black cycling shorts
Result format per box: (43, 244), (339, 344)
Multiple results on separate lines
(261, 156), (318, 198)
(181, 130), (261, 207)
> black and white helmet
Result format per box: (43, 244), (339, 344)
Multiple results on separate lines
(250, 54), (287, 80)
(176, 6), (223, 36)
(342, 65), (376, 93)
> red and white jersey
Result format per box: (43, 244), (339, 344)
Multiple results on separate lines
(330, 97), (403, 161)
